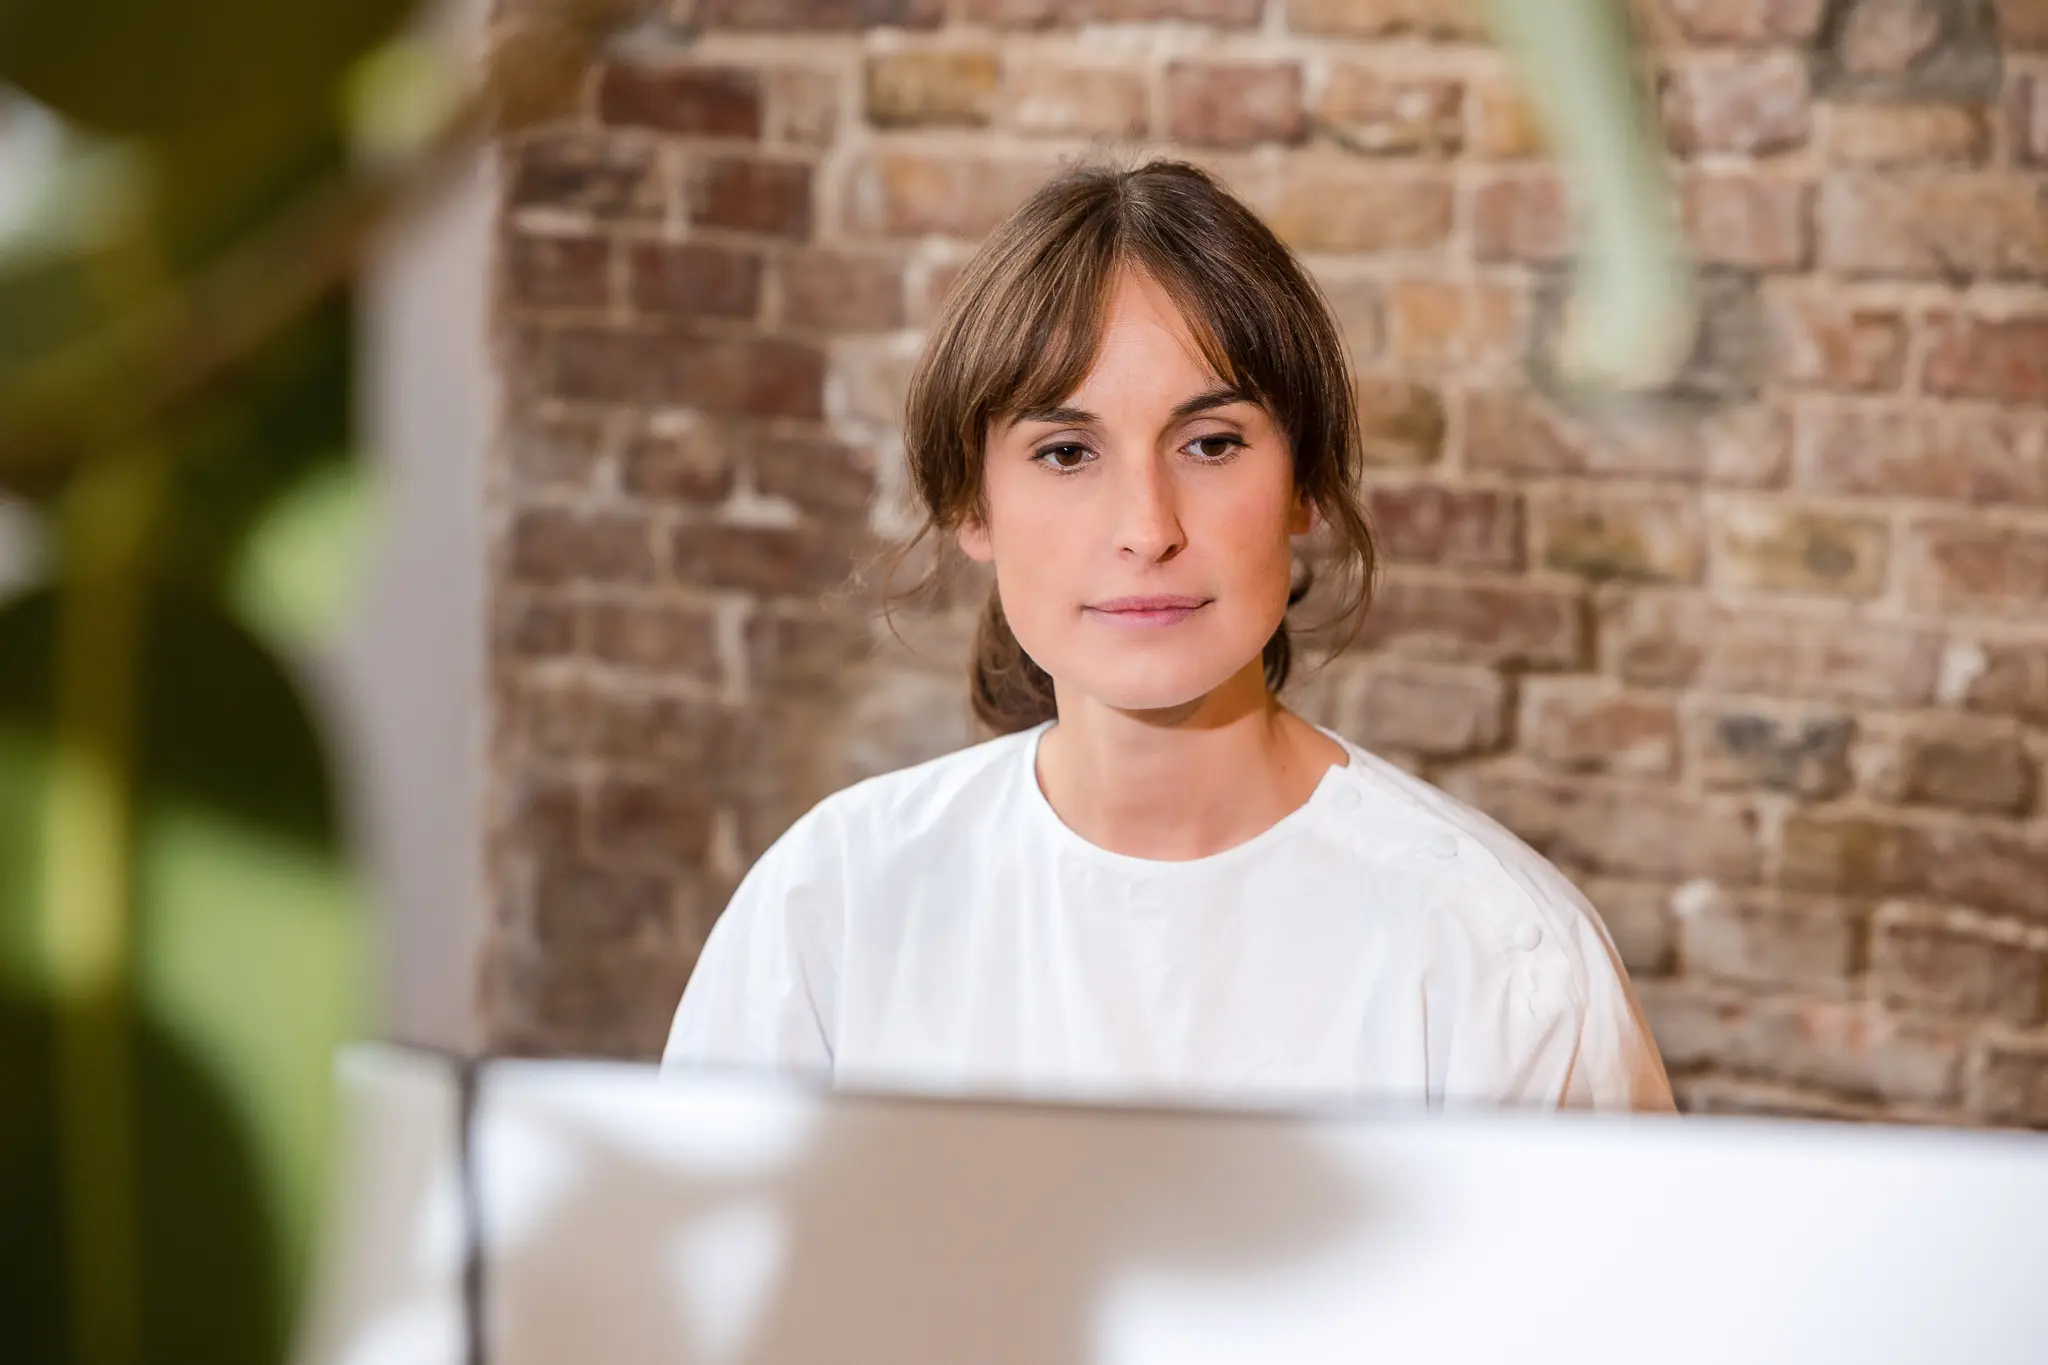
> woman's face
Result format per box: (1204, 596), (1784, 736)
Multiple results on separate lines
(960, 269), (1311, 717)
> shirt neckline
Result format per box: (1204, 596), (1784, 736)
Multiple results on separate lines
(1018, 719), (1360, 877)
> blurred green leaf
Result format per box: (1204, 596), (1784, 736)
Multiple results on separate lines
(0, 0), (417, 134)
(0, 586), (368, 1365)
(228, 449), (381, 650)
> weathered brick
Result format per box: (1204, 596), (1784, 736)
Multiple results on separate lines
(1318, 67), (1464, 156)
(587, 689), (749, 772)
(1780, 812), (2048, 922)
(530, 859), (678, 950)
(1795, 406), (2047, 506)
(1818, 175), (2048, 279)
(755, 435), (876, 520)
(1534, 486), (1705, 584)
(1660, 56), (1811, 156)
(690, 156), (813, 238)
(1357, 573), (1586, 668)
(587, 600), (722, 679)
(845, 151), (1052, 239)
(1579, 877), (1676, 978)
(1693, 706), (1856, 798)
(1336, 660), (1508, 757)
(1954, 638), (2048, 725)
(698, 0), (943, 28)
(1445, 769), (1761, 882)
(505, 232), (612, 311)
(590, 775), (716, 867)
(1969, 1036), (2048, 1128)
(1825, 103), (1989, 165)
(1602, 592), (1943, 706)
(1923, 314), (2048, 405)
(508, 136), (662, 221)
(1383, 278), (1522, 369)
(597, 64), (763, 138)
(1466, 66), (1544, 159)
(1356, 378), (1448, 466)
(509, 507), (659, 587)
(865, 49), (1001, 129)
(1708, 498), (1889, 598)
(748, 609), (875, 688)
(1006, 65), (1148, 138)
(496, 593), (579, 660)
(2000, 0), (2048, 47)
(1268, 168), (1456, 254)
(506, 409), (609, 491)
(520, 326), (825, 418)
(1167, 62), (1306, 148)
(502, 770), (581, 854)
(1672, 1076), (1883, 1123)
(620, 421), (734, 505)
(626, 242), (762, 320)
(1764, 287), (1907, 391)
(778, 250), (905, 331)
(1472, 171), (1572, 264)
(671, 523), (862, 597)
(1905, 517), (2048, 616)
(1366, 482), (1523, 569)
(1872, 902), (2048, 1025)
(499, 675), (594, 760)
(765, 66), (843, 147)
(1657, 0), (1827, 42)
(1286, 0), (1486, 36)
(1672, 881), (1864, 988)
(2012, 69), (2048, 165)
(1637, 981), (1965, 1105)
(1466, 392), (1791, 487)
(1867, 723), (2037, 813)
(1521, 679), (1682, 776)
(1682, 174), (1812, 270)
(961, 0), (1261, 22)
(1832, 0), (1945, 75)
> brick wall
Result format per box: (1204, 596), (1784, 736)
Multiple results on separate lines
(481, 0), (2048, 1126)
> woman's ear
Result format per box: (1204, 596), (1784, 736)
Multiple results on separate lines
(1288, 488), (1317, 537)
(957, 517), (995, 563)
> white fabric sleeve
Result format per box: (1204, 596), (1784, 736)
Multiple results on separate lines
(661, 804), (844, 1077)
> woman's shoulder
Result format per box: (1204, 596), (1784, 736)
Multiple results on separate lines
(805, 722), (1042, 844)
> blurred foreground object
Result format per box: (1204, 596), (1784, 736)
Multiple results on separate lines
(0, 2), (630, 1362)
(1482, 0), (1700, 393)
(306, 1046), (2048, 1365)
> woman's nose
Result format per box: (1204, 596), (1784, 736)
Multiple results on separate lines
(1114, 458), (1186, 562)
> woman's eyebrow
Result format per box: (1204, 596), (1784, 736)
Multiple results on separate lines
(1010, 404), (1097, 428)
(1169, 386), (1257, 421)
(1011, 387), (1255, 429)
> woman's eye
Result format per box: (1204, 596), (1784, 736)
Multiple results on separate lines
(1036, 444), (1091, 471)
(1187, 434), (1244, 462)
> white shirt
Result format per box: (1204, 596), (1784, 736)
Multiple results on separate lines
(665, 722), (1674, 1113)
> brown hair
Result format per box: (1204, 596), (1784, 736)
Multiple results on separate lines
(896, 159), (1377, 734)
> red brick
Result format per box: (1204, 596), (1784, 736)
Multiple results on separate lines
(1872, 902), (2048, 1025)
(1466, 66), (1544, 159)
(690, 156), (813, 239)
(1692, 706), (1855, 798)
(1286, 0), (1486, 36)
(503, 770), (581, 853)
(1637, 982), (1964, 1106)
(1466, 391), (1791, 487)
(1657, 0), (1827, 42)
(2012, 70), (2048, 165)
(1382, 278), (1522, 370)
(1874, 724), (2035, 814)
(1268, 169), (1457, 254)
(1356, 379), (1449, 466)
(530, 859), (678, 950)
(1826, 103), (1989, 165)
(1780, 812), (2048, 922)
(508, 136), (662, 221)
(845, 151), (1052, 239)
(1794, 406), (2048, 506)
(506, 409), (609, 491)
(496, 593), (579, 660)
(596, 64), (763, 138)
(1579, 877), (1676, 977)
(1969, 1036), (2048, 1127)
(590, 776), (716, 867)
(1445, 769), (1760, 882)
(1905, 517), (2048, 616)
(1708, 498), (1889, 599)
(1337, 660), (1508, 758)
(864, 49), (1001, 129)
(508, 507), (659, 587)
(620, 420), (734, 506)
(778, 250), (906, 331)
(521, 327), (825, 418)
(2000, 0), (2048, 47)
(1006, 65), (1149, 138)
(504, 232), (612, 311)
(1682, 174), (1811, 270)
(1833, 0), (1945, 74)
(698, 0), (943, 28)
(1672, 1076), (1883, 1123)
(754, 435), (877, 519)
(1764, 287), (1907, 391)
(1923, 313), (2048, 405)
(1671, 882), (1863, 988)
(962, 0), (1262, 22)
(1166, 62), (1306, 148)
(586, 690), (749, 772)
(1521, 679), (1681, 776)
(748, 610), (875, 688)
(765, 65), (843, 146)
(1956, 639), (2048, 725)
(1365, 482), (1522, 569)
(1534, 486), (1705, 584)
(1472, 171), (1572, 264)
(1601, 592), (1943, 706)
(588, 601), (721, 678)
(671, 523), (862, 597)
(626, 242), (761, 320)
(1357, 573), (1586, 668)
(1818, 175), (2048, 279)
(1317, 67), (1464, 156)
(1660, 56), (1811, 156)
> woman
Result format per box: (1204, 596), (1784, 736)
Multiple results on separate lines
(664, 160), (1672, 1113)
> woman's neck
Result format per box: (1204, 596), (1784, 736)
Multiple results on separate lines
(1035, 667), (1347, 861)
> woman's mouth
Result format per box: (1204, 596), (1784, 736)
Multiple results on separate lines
(1084, 595), (1211, 628)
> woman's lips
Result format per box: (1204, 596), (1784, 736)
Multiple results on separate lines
(1084, 595), (1211, 628)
